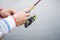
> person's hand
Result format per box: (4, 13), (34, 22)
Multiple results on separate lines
(0, 8), (16, 18)
(13, 11), (30, 26)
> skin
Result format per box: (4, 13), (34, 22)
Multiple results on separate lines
(0, 8), (16, 18)
(0, 8), (30, 26)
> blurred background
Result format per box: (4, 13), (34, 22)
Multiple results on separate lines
(0, 0), (60, 40)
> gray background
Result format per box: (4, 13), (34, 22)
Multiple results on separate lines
(0, 0), (60, 40)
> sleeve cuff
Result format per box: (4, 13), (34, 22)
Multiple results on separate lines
(4, 16), (16, 30)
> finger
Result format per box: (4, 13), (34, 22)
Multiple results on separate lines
(25, 13), (30, 17)
(0, 8), (3, 11)
(7, 8), (16, 15)
(10, 11), (15, 15)
(24, 17), (28, 21)
(16, 20), (26, 26)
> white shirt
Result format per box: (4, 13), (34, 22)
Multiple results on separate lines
(0, 16), (16, 39)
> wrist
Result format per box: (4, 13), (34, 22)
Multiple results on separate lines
(12, 16), (16, 24)
(12, 15), (19, 26)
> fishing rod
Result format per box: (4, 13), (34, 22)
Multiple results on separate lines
(25, 0), (41, 28)
(0, 0), (41, 28)
(25, 0), (41, 13)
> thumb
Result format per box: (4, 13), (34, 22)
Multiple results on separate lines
(21, 10), (30, 17)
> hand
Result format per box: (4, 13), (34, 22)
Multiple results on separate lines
(13, 11), (30, 26)
(0, 8), (16, 18)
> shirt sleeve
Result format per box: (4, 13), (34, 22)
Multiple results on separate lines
(0, 16), (16, 39)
